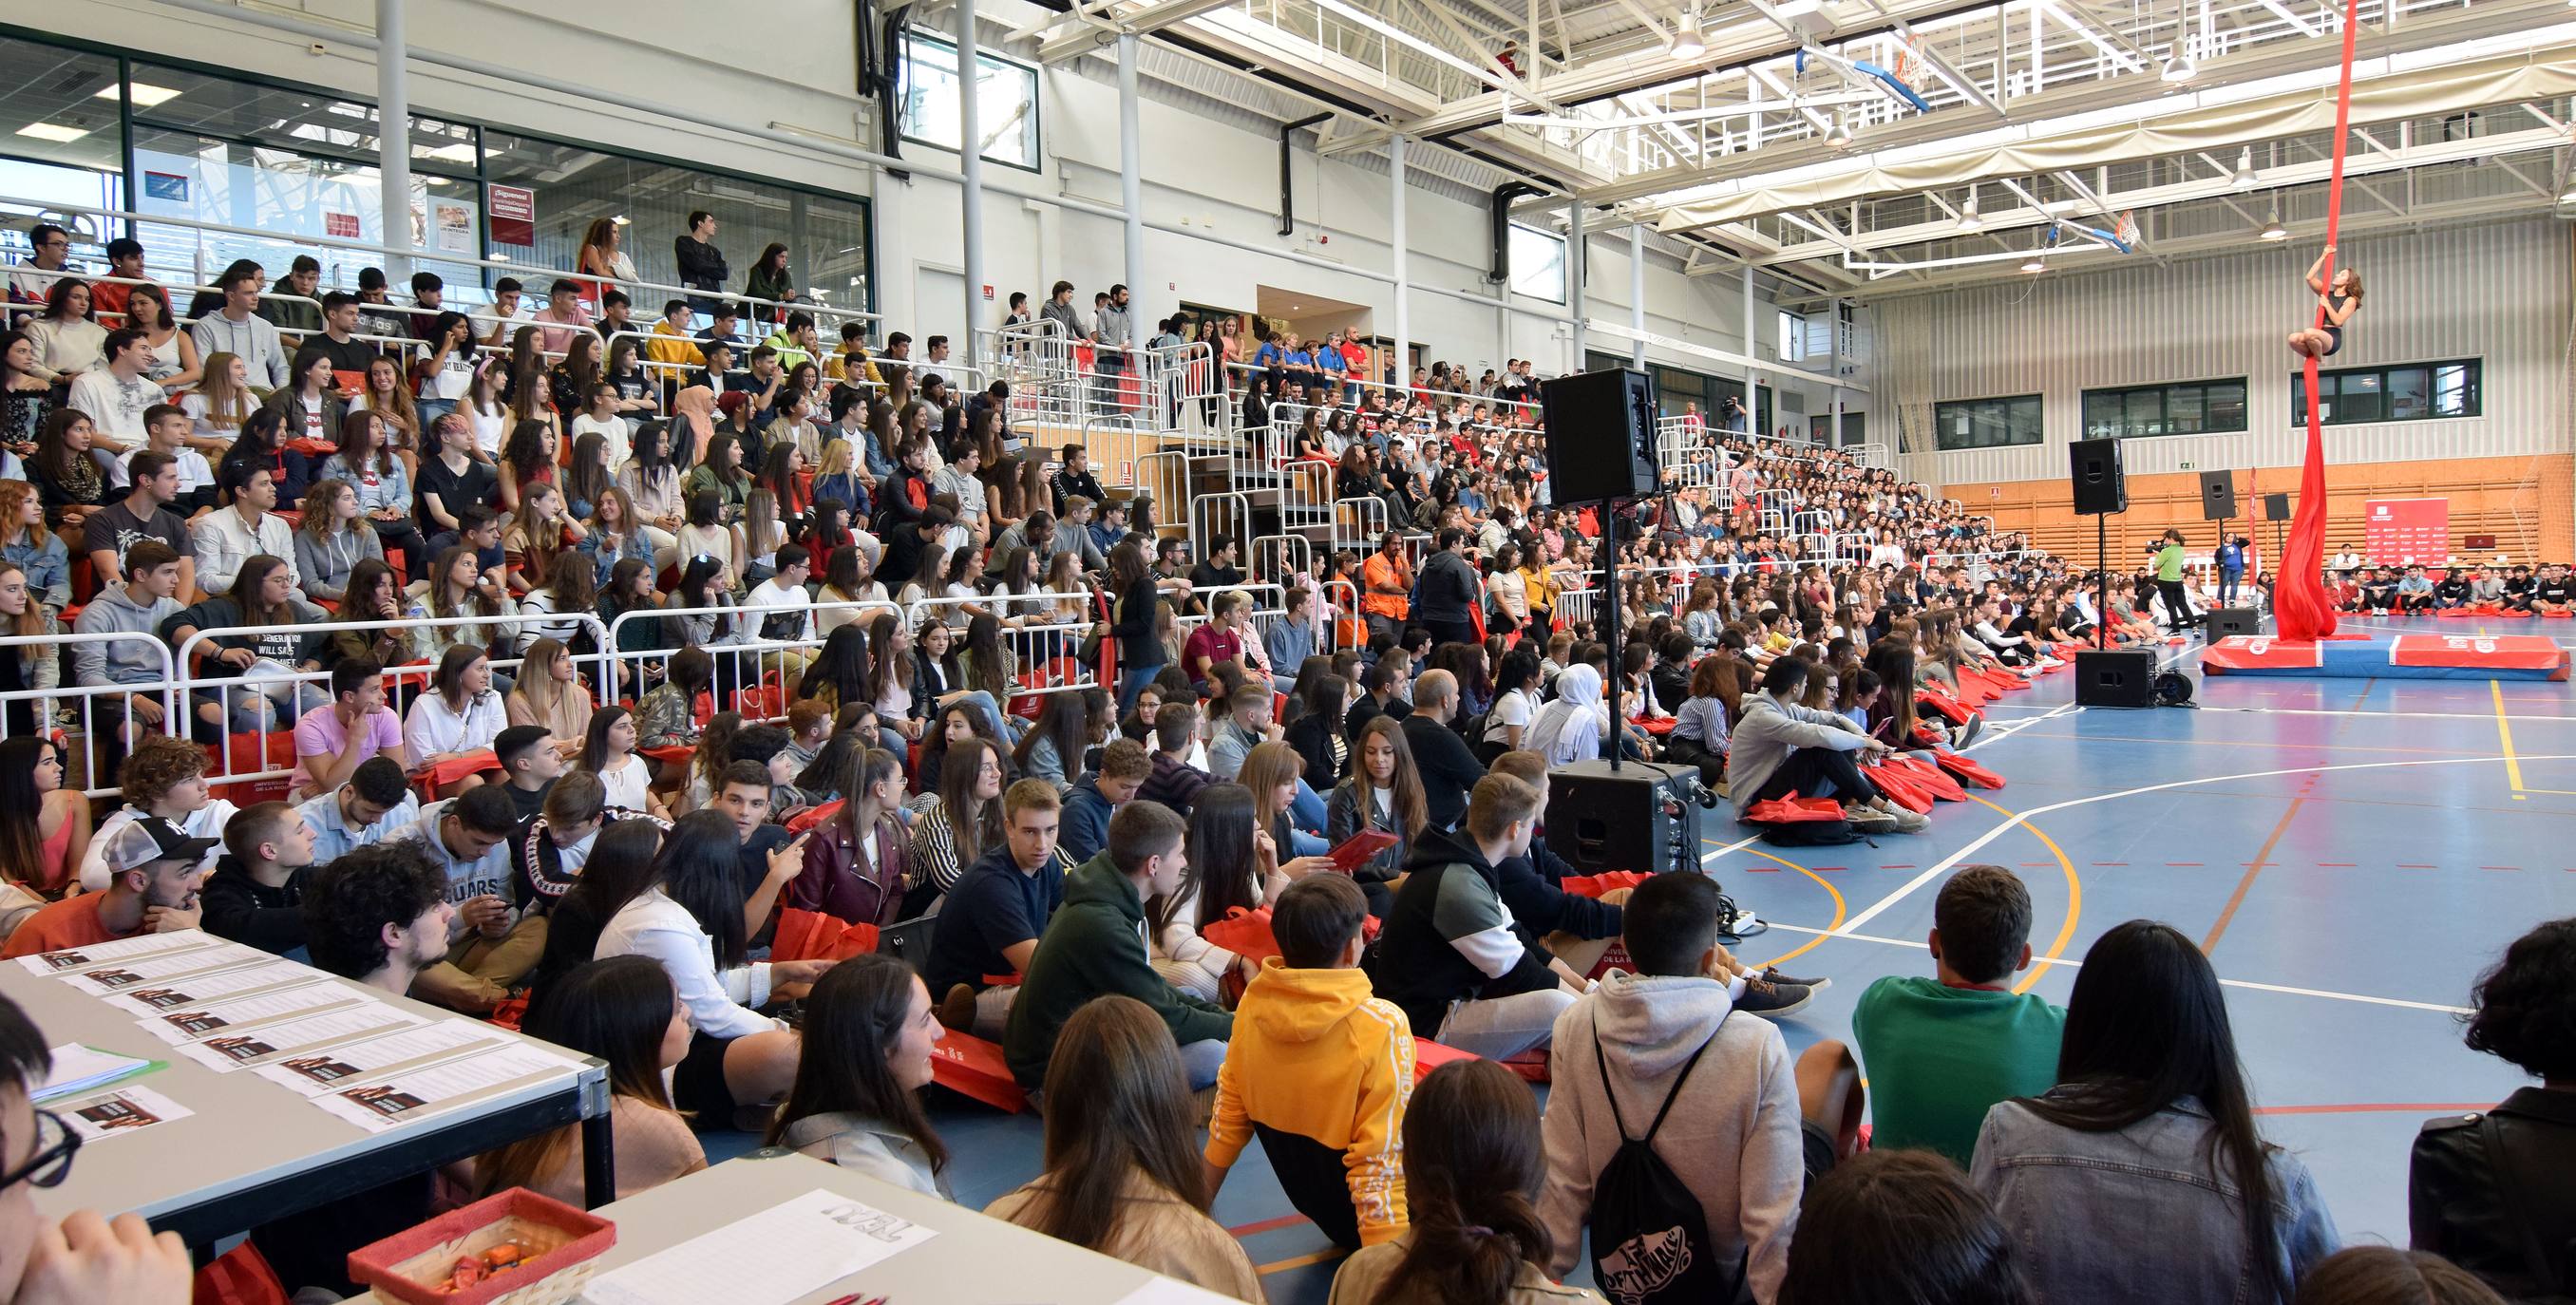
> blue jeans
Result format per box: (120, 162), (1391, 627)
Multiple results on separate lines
(1117, 661), (1164, 716)
(415, 398), (457, 432)
(1178, 1038), (1228, 1091)
(1291, 778), (1326, 835)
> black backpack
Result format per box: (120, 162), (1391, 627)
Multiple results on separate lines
(1756, 818), (1865, 847)
(1586, 1027), (1746, 1305)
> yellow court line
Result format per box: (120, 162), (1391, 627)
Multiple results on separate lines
(1257, 1248), (1348, 1276)
(1969, 796), (2082, 994)
(1741, 847), (1847, 970)
(2492, 680), (2528, 798)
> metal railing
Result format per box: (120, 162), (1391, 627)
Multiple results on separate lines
(0, 632), (179, 796)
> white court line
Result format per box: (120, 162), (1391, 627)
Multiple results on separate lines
(1703, 832), (1765, 864)
(1757, 923), (2472, 1014)
(1836, 753), (2576, 936)
(1960, 702), (2076, 752)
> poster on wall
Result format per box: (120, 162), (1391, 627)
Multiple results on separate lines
(323, 212), (359, 239)
(2364, 498), (2449, 565)
(429, 199), (476, 255)
(487, 184), (535, 246)
(142, 172), (188, 202)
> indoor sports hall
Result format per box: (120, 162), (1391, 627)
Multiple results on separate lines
(0, 0), (2570, 1301)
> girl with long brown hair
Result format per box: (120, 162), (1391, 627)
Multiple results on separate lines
(903, 735), (1006, 910)
(767, 953), (948, 1196)
(1326, 715), (1427, 889)
(470, 954), (703, 1202)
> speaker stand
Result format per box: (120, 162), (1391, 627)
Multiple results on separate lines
(2095, 514), (2110, 651)
(1596, 498), (1624, 772)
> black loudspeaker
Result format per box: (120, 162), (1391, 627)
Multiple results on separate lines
(2074, 649), (2159, 708)
(1541, 369), (1658, 503)
(2263, 493), (2291, 521)
(1545, 760), (1704, 877)
(2201, 470), (2238, 520)
(2207, 607), (2262, 637)
(2070, 438), (2128, 516)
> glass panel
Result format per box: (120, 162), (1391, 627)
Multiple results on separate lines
(2007, 396), (2041, 444)
(2082, 391), (2120, 439)
(2384, 367), (2428, 421)
(131, 63), (477, 176)
(2124, 389), (2162, 436)
(0, 36), (123, 176)
(1506, 224), (1565, 303)
(2337, 370), (2384, 424)
(898, 35), (1040, 171)
(2166, 386), (2204, 435)
(483, 130), (872, 323)
(2433, 364), (2472, 417)
(2207, 381), (2246, 433)
(129, 124), (485, 308)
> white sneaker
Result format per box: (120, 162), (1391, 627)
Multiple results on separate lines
(1842, 804), (1900, 834)
(1873, 799), (1930, 834)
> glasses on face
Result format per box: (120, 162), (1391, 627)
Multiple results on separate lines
(0, 1109), (81, 1192)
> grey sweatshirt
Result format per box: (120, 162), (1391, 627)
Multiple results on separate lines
(1539, 972), (1803, 1305)
(70, 581), (181, 687)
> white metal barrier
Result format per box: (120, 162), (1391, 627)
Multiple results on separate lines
(0, 632), (180, 796)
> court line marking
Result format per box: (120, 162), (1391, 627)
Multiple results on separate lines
(1703, 832), (1765, 864)
(1964, 796), (2079, 996)
(1742, 847), (1846, 970)
(1256, 1248), (1347, 1276)
(1837, 754), (2576, 938)
(2203, 795), (2307, 955)
(1753, 922), (2474, 1013)
(2492, 681), (2528, 798)
(1960, 702), (2078, 753)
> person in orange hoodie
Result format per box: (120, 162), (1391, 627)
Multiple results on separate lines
(1203, 872), (1413, 1251)
(1360, 531), (1412, 646)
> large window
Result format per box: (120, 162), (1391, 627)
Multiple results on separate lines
(1506, 223), (1565, 303)
(2081, 378), (2248, 439)
(1809, 411), (1866, 445)
(1935, 394), (2042, 450)
(899, 33), (1041, 172)
(2292, 359), (2481, 426)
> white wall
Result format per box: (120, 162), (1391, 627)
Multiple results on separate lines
(1872, 217), (2571, 484)
(42, 0), (1790, 389)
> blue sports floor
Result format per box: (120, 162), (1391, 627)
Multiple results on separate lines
(726, 613), (2576, 1303)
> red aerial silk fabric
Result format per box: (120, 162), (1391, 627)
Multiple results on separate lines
(2275, 0), (2363, 642)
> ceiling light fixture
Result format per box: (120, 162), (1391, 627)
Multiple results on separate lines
(2019, 252), (2047, 274)
(1824, 117), (1854, 150)
(1958, 187), (1982, 231)
(1670, 3), (1706, 59)
(96, 83), (181, 107)
(14, 123), (92, 143)
(2232, 145), (2256, 189)
(2161, 50), (2196, 82)
(2259, 204), (2288, 240)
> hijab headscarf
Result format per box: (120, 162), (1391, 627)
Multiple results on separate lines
(1527, 664), (1603, 766)
(672, 386), (716, 468)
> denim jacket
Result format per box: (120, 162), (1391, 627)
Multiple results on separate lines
(1972, 1094), (2339, 1305)
(1, 529), (69, 615)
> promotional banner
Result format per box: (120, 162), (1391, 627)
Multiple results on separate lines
(2364, 497), (2449, 565)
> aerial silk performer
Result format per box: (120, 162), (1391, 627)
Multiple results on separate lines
(2274, 0), (2366, 642)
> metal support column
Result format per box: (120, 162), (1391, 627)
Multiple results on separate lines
(1390, 133), (1409, 390)
(375, 0), (411, 281)
(1629, 223), (1647, 368)
(1567, 199), (1586, 369)
(958, 0), (986, 346)
(1118, 33), (1146, 329)
(1742, 263), (1756, 430)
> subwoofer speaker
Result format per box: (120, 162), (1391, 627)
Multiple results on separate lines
(2201, 469), (2238, 520)
(2074, 649), (2159, 708)
(2207, 607), (2262, 637)
(1541, 369), (1658, 503)
(2263, 493), (2291, 521)
(2070, 438), (2128, 516)
(1545, 759), (1703, 878)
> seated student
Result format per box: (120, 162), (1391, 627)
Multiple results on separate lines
(520, 820), (664, 1001)
(789, 747), (909, 929)
(1204, 681), (1280, 782)
(404, 646), (509, 798)
(1327, 716), (1427, 897)
(1538, 870), (1804, 1304)
(2395, 566), (2436, 615)
(199, 801), (319, 955)
(493, 723), (567, 823)
(2501, 565), (2537, 613)
(77, 735), (235, 894)
(1777, 1150), (2034, 1305)
(0, 996), (198, 1304)
(1004, 802), (1233, 1091)
(298, 754), (421, 864)
(928, 780), (1069, 1038)
(1727, 657), (1923, 837)
(2431, 567), (2472, 611)
(1204, 874), (1413, 1251)
(2409, 916), (2576, 1301)
(1852, 864), (2065, 1167)
(70, 539), (186, 760)
(1061, 737), (1150, 866)
(725, 723), (806, 823)
(596, 810), (829, 1129)
(387, 785), (539, 1014)
(1328, 1057), (1609, 1305)
(1972, 920), (2339, 1305)
(767, 954), (953, 1199)
(1344, 656), (1411, 743)
(469, 955), (706, 1204)
(2468, 566), (2506, 609)
(2298, 1249), (2510, 1305)
(987, 995), (1264, 1301)
(707, 759), (799, 943)
(1365, 773), (1588, 1061)
(291, 658), (409, 803)
(509, 772), (613, 917)
(1399, 670), (1487, 830)
(2, 819), (209, 959)
(1134, 701), (1212, 817)
(2360, 567), (2400, 615)
(2537, 563), (2575, 616)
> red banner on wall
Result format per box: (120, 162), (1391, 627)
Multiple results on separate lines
(2364, 498), (2448, 565)
(487, 184), (536, 247)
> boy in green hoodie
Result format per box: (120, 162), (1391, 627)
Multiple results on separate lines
(1204, 874), (1413, 1250)
(1004, 801), (1233, 1091)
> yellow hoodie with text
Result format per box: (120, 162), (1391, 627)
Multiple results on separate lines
(1205, 957), (1414, 1247)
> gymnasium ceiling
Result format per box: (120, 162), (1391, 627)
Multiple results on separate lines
(1014, 0), (2576, 297)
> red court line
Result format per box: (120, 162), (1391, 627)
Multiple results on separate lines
(2316, 862), (2357, 867)
(1881, 863), (1916, 869)
(1229, 1213), (1315, 1238)
(2254, 1102), (2492, 1117)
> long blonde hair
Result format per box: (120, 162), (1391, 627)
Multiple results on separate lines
(0, 482), (41, 551)
(191, 353), (253, 432)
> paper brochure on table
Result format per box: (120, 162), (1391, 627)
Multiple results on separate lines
(173, 1005), (430, 1072)
(252, 1021), (510, 1096)
(56, 943), (270, 994)
(137, 983), (370, 1045)
(15, 931), (227, 974)
(60, 1086), (193, 1141)
(583, 1187), (939, 1305)
(32, 1045), (158, 1103)
(95, 960), (317, 1012)
(310, 1044), (586, 1132)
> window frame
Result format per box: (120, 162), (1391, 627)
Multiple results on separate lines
(2291, 358), (2482, 426)
(1506, 221), (1566, 304)
(1933, 393), (2043, 451)
(897, 31), (1044, 175)
(2078, 377), (2249, 440)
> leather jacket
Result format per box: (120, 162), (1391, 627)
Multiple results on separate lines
(2411, 1087), (2576, 1303)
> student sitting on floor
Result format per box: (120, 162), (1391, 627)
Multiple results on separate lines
(2501, 566), (2536, 613)
(1851, 864), (2065, 1168)
(1204, 873), (1413, 1251)
(1539, 869), (1808, 1305)
(2360, 567), (2399, 615)
(2396, 566), (2436, 615)
(1777, 1150), (2034, 1305)
(1061, 738), (1151, 866)
(2432, 568), (2472, 611)
(1365, 773), (1588, 1062)
(768, 953), (952, 1199)
(2, 818), (210, 959)
(929, 780), (1070, 1038)
(1328, 1057), (1609, 1305)
(470, 955), (706, 1203)
(1004, 802), (1233, 1092)
(988, 994), (1265, 1301)
(199, 800), (319, 955)
(298, 755), (420, 864)
(388, 785), (540, 1014)
(77, 733), (236, 894)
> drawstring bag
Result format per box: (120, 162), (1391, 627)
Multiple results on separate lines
(1585, 1030), (1745, 1305)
